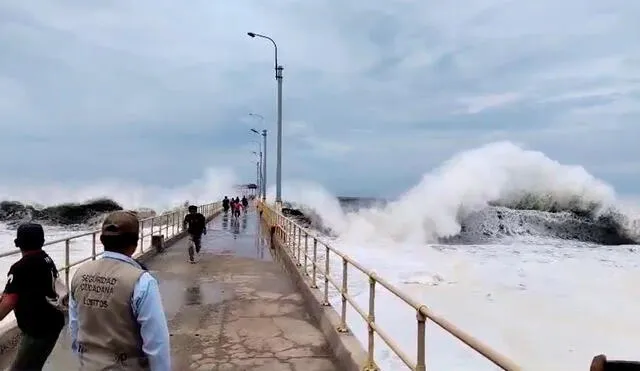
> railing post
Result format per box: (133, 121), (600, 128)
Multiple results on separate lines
(165, 214), (169, 238)
(290, 220), (294, 247)
(311, 238), (318, 288)
(91, 233), (97, 260)
(139, 220), (145, 252)
(65, 240), (70, 288)
(288, 220), (292, 246)
(416, 307), (427, 371)
(291, 224), (296, 259)
(365, 275), (377, 370)
(338, 257), (348, 333)
(323, 245), (330, 306)
(304, 232), (309, 275)
(296, 226), (302, 266)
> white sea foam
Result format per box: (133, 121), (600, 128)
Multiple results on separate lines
(269, 141), (640, 370)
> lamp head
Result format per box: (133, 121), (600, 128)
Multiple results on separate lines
(247, 32), (256, 38)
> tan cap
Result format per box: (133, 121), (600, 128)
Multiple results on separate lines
(101, 210), (140, 236)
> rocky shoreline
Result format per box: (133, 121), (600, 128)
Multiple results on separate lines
(0, 199), (158, 228)
(281, 201), (638, 246)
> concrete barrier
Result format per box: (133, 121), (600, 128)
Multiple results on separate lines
(0, 210), (221, 367)
(263, 220), (371, 371)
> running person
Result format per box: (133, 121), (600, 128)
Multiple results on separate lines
(232, 200), (241, 219)
(183, 205), (206, 262)
(241, 196), (248, 212)
(222, 196), (230, 214)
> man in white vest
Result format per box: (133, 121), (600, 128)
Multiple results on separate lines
(69, 210), (171, 370)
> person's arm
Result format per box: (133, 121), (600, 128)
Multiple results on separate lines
(0, 293), (17, 321)
(0, 267), (19, 321)
(182, 215), (188, 231)
(69, 294), (79, 354)
(132, 272), (171, 371)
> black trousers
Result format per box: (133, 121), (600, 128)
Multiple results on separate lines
(11, 330), (61, 371)
(190, 233), (202, 253)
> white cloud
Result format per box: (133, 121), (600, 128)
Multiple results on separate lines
(0, 0), (639, 195)
(458, 93), (523, 114)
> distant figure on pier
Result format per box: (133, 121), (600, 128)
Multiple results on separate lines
(0, 223), (65, 370)
(241, 196), (248, 210)
(222, 196), (230, 214)
(231, 198), (241, 218)
(69, 210), (171, 370)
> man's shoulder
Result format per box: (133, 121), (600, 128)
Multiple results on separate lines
(9, 253), (39, 273)
(7, 259), (22, 276)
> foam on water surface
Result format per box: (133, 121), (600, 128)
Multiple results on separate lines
(320, 238), (640, 370)
(274, 142), (640, 370)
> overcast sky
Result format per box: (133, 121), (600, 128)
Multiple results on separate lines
(1, 1), (639, 198)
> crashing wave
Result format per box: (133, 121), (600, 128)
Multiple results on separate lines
(283, 195), (638, 246)
(0, 199), (162, 228)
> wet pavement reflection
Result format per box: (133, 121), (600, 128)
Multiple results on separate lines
(209, 210), (271, 260)
(39, 208), (274, 370)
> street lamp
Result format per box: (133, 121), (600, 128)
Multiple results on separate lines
(247, 32), (283, 207)
(250, 113), (268, 202)
(251, 151), (261, 199)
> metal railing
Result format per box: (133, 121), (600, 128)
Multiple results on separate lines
(0, 202), (222, 292)
(259, 202), (521, 371)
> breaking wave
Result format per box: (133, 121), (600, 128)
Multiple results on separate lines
(272, 141), (640, 246)
(0, 167), (239, 228)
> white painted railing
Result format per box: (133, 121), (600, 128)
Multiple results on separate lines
(0, 202), (222, 333)
(260, 202), (521, 371)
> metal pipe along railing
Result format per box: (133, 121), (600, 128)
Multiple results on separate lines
(0, 202), (222, 294)
(258, 202), (521, 371)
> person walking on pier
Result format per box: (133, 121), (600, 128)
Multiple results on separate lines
(183, 205), (207, 262)
(222, 196), (230, 214)
(0, 223), (65, 370)
(69, 210), (171, 371)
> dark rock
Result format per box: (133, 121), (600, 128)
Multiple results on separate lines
(0, 198), (123, 227)
(283, 199), (638, 246)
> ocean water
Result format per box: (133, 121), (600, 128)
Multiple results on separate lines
(273, 141), (640, 370)
(316, 238), (640, 370)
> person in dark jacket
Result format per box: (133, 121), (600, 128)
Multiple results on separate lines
(222, 196), (230, 214)
(0, 223), (65, 370)
(241, 196), (248, 210)
(183, 205), (207, 259)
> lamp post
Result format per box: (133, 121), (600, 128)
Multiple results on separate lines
(248, 136), (262, 198)
(247, 32), (283, 207)
(250, 124), (268, 202)
(251, 151), (261, 198)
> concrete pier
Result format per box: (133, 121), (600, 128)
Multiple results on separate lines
(35, 210), (338, 370)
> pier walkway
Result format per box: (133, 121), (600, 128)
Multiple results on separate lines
(35, 209), (338, 370)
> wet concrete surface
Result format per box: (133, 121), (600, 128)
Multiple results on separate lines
(36, 209), (338, 370)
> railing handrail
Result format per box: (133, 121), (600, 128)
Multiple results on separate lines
(260, 202), (522, 371)
(0, 204), (213, 259)
(0, 202), (222, 284)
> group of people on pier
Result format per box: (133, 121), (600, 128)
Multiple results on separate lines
(222, 195), (249, 218)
